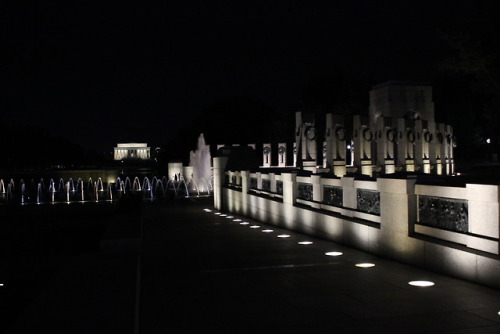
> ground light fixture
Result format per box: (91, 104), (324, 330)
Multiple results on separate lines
(203, 209), (211, 212)
(240, 222), (250, 225)
(250, 225), (260, 228)
(233, 219), (241, 222)
(355, 263), (375, 268)
(408, 280), (435, 287)
(325, 251), (343, 256)
(262, 229), (273, 233)
(277, 234), (290, 238)
(226, 216), (234, 218)
(214, 212), (221, 215)
(298, 241), (313, 245)
(220, 214), (227, 217)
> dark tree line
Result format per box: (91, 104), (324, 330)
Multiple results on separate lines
(0, 121), (109, 170)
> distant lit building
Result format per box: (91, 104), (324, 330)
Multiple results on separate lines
(114, 143), (151, 160)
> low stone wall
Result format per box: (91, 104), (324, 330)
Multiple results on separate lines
(213, 158), (500, 289)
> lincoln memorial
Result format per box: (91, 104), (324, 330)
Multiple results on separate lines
(113, 143), (151, 160)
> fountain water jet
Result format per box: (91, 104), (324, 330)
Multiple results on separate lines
(189, 133), (212, 194)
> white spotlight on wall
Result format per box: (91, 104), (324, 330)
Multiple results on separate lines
(355, 263), (375, 268)
(298, 241), (313, 245)
(277, 234), (290, 238)
(233, 219), (241, 222)
(262, 229), (273, 233)
(250, 225), (260, 228)
(240, 222), (250, 225)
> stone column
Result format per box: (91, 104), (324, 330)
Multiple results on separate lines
(325, 114), (347, 176)
(262, 143), (271, 167)
(213, 157), (228, 210)
(353, 115), (373, 176)
(278, 143), (287, 167)
(378, 177), (419, 262)
(375, 116), (396, 174)
(282, 172), (297, 206)
(311, 174), (322, 209)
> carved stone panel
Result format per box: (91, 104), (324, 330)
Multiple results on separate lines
(323, 186), (343, 207)
(262, 179), (271, 192)
(357, 189), (380, 215)
(297, 183), (313, 201)
(418, 196), (468, 233)
(276, 181), (283, 195)
(250, 177), (257, 190)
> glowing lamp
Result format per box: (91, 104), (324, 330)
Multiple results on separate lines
(408, 280), (434, 287)
(325, 251), (343, 256)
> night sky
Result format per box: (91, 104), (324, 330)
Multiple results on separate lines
(2, 1), (498, 155)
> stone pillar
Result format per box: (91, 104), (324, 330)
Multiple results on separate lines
(374, 116), (396, 174)
(295, 111), (317, 171)
(282, 172), (297, 206)
(396, 118), (415, 172)
(341, 177), (356, 212)
(445, 124), (454, 175)
(378, 177), (419, 262)
(353, 115), (373, 176)
(435, 123), (446, 175)
(311, 174), (322, 209)
(278, 143), (287, 167)
(262, 143), (271, 167)
(270, 173), (276, 193)
(213, 157), (228, 210)
(325, 114), (347, 176)
(293, 142), (297, 167)
(414, 120), (424, 170)
(241, 170), (249, 216)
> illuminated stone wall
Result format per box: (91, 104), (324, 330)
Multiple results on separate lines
(215, 157), (500, 289)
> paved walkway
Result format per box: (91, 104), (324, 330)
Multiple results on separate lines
(4, 198), (500, 333)
(139, 198), (500, 333)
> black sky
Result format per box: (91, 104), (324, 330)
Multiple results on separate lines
(1, 1), (497, 153)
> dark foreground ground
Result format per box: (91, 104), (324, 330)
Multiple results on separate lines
(1, 197), (500, 333)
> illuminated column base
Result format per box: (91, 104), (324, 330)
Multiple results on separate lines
(445, 159), (453, 175)
(303, 161), (317, 172)
(384, 160), (395, 174)
(361, 160), (373, 177)
(422, 159), (431, 174)
(333, 160), (346, 177)
(436, 159), (443, 175)
(405, 159), (415, 172)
